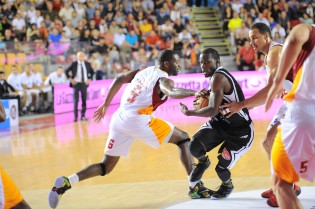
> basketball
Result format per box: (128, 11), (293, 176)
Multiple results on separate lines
(193, 96), (209, 110)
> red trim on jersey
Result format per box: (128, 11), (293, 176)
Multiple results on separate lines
(152, 79), (168, 111)
(292, 26), (315, 79)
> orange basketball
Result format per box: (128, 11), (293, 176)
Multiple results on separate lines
(193, 96), (209, 110)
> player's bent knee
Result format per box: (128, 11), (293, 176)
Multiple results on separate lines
(99, 163), (106, 176)
(176, 138), (190, 146)
(189, 140), (205, 158)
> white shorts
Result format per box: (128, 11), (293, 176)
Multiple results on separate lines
(267, 103), (287, 131)
(104, 110), (175, 156)
(271, 102), (315, 183)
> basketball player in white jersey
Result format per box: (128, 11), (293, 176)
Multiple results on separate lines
(219, 23), (301, 207)
(265, 23), (315, 209)
(48, 50), (199, 208)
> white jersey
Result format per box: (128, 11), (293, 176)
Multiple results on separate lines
(120, 66), (168, 115)
(44, 72), (67, 85)
(266, 41), (293, 92)
(7, 73), (23, 91)
(20, 72), (35, 88)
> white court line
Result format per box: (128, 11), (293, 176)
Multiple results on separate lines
(165, 187), (315, 209)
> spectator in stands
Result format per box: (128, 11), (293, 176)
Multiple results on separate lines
(59, 2), (73, 22)
(160, 19), (173, 39)
(254, 52), (266, 71)
(26, 23), (41, 42)
(39, 21), (49, 41)
(91, 60), (105, 81)
(76, 3), (86, 20)
(48, 27), (62, 43)
(3, 29), (14, 42)
(299, 13), (314, 24)
(232, 0), (244, 14)
(0, 71), (24, 115)
(12, 12), (26, 41)
(234, 22), (249, 49)
(306, 3), (314, 19)
(173, 18), (185, 36)
(44, 66), (67, 86)
(243, 0), (256, 13)
(272, 31), (284, 44)
(236, 40), (256, 71)
(141, 0), (154, 16)
(43, 2), (58, 22)
(222, 6), (233, 37)
(1, 17), (11, 35)
(124, 30), (139, 52)
(271, 22), (286, 41)
(139, 18), (153, 37)
(228, 12), (243, 54)
(27, 6), (37, 24)
(52, 0), (63, 13)
(86, 1), (96, 20)
(254, 13), (270, 27)
(144, 30), (160, 51)
(278, 11), (290, 34)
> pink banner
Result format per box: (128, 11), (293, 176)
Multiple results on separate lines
(54, 71), (268, 114)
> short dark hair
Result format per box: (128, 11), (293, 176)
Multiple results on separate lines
(158, 50), (176, 65)
(250, 22), (272, 38)
(202, 48), (220, 62)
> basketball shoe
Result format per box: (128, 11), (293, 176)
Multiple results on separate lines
(266, 184), (302, 207)
(48, 176), (71, 208)
(261, 184), (301, 198)
(211, 179), (234, 199)
(189, 181), (214, 199)
(190, 156), (210, 182)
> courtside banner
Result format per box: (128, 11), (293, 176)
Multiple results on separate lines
(0, 99), (19, 129)
(54, 71), (267, 114)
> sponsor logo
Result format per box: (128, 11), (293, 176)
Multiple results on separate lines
(222, 148), (231, 160)
(10, 105), (17, 120)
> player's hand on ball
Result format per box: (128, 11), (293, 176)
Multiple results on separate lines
(180, 102), (189, 116)
(197, 89), (210, 98)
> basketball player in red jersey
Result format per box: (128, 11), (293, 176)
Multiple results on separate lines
(265, 23), (315, 209)
(219, 23), (301, 207)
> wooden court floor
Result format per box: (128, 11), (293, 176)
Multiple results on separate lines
(1, 100), (314, 209)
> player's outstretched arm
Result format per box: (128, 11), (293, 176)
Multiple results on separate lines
(159, 77), (197, 99)
(93, 69), (140, 122)
(265, 24), (312, 111)
(180, 74), (225, 117)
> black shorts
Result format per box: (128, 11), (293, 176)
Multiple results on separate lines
(192, 119), (254, 169)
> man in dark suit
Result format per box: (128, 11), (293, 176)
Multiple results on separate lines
(65, 51), (94, 122)
(0, 71), (23, 116)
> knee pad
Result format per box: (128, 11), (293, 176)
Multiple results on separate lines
(176, 138), (190, 146)
(189, 139), (206, 158)
(215, 164), (231, 182)
(99, 163), (106, 176)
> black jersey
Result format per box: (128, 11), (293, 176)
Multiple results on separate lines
(211, 67), (252, 128)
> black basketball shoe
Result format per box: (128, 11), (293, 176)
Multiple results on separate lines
(212, 179), (234, 199)
(188, 181), (214, 199)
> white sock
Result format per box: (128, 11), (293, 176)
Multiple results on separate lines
(189, 181), (199, 188)
(68, 174), (79, 186)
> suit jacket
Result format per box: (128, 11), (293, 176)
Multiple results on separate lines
(65, 61), (94, 87)
(0, 80), (16, 97)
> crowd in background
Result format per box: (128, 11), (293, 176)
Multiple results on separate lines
(219, 0), (314, 71)
(0, 0), (314, 115)
(0, 0), (202, 77)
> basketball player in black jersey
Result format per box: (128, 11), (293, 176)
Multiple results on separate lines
(180, 48), (254, 199)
